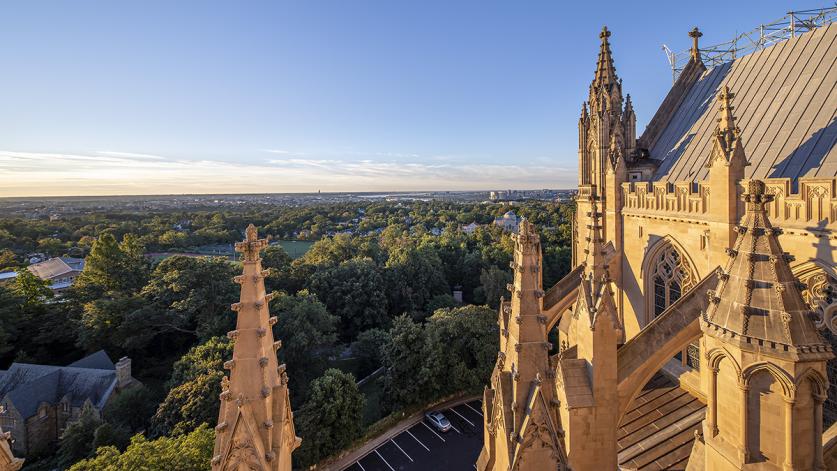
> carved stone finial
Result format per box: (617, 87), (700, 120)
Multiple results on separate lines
(600, 26), (611, 40)
(689, 27), (703, 60)
(718, 86), (736, 130)
(235, 224), (269, 262)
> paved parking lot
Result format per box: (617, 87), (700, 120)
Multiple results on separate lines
(342, 400), (484, 471)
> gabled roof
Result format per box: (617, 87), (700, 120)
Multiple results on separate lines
(27, 257), (84, 280)
(67, 350), (116, 370)
(0, 351), (117, 419)
(648, 23), (837, 182)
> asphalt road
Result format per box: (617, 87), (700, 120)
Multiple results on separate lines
(342, 400), (484, 471)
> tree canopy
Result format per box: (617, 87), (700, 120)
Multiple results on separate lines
(294, 369), (365, 467)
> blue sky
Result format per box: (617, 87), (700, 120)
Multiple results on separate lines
(0, 0), (801, 196)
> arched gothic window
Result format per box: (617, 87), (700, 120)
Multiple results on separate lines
(650, 247), (694, 318)
(647, 243), (699, 370)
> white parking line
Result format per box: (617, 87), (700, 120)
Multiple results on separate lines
(450, 423), (462, 434)
(450, 407), (476, 427)
(356, 461), (366, 471)
(406, 429), (430, 451)
(390, 438), (414, 462)
(421, 422), (446, 442)
(375, 450), (395, 471)
(464, 402), (483, 417)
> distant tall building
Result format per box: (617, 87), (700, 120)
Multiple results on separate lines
(212, 225), (300, 471)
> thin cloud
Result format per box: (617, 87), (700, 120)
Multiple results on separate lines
(0, 149), (576, 197)
(96, 151), (167, 160)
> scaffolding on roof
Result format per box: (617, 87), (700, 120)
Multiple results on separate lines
(662, 6), (837, 83)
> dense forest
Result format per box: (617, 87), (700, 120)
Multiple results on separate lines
(0, 200), (573, 470)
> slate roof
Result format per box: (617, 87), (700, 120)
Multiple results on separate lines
(67, 350), (115, 371)
(648, 23), (837, 182)
(0, 351), (117, 420)
(618, 374), (705, 470)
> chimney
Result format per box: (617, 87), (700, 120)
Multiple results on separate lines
(115, 357), (132, 389)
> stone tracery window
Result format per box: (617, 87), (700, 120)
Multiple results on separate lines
(650, 246), (694, 319)
(648, 243), (699, 370)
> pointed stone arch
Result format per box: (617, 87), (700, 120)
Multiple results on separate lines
(641, 235), (700, 327)
(796, 368), (829, 397)
(706, 346), (742, 378)
(742, 362), (796, 400)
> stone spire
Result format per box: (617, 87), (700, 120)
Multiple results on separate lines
(477, 219), (567, 471)
(212, 224), (300, 471)
(623, 93), (634, 117)
(706, 85), (747, 168)
(593, 26), (618, 93)
(579, 198), (613, 323)
(702, 181), (832, 357)
(0, 427), (23, 471)
(689, 27), (703, 62)
(505, 218), (550, 376)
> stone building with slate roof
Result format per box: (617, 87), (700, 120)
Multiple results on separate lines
(481, 15), (837, 471)
(0, 351), (136, 457)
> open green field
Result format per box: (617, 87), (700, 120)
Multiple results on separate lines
(274, 239), (315, 259)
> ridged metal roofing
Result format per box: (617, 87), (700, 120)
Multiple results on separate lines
(650, 23), (837, 182)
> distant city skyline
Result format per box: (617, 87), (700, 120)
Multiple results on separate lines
(0, 0), (792, 196)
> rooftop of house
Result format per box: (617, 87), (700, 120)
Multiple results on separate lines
(0, 351), (117, 420)
(27, 257), (85, 281)
(647, 23), (836, 182)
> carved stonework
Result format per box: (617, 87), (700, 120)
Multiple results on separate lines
(224, 438), (261, 471)
(800, 271), (837, 334)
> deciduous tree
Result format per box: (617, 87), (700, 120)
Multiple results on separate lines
(309, 258), (388, 341)
(295, 369), (365, 467)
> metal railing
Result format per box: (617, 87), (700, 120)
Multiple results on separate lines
(663, 6), (837, 83)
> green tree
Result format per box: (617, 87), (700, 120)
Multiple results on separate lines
(69, 423), (214, 471)
(77, 295), (144, 355)
(150, 337), (232, 437)
(384, 245), (448, 318)
(91, 422), (131, 452)
(165, 336), (233, 389)
(261, 245), (294, 293)
(421, 305), (499, 397)
(295, 369), (365, 467)
(300, 233), (382, 267)
(477, 265), (512, 309)
(103, 385), (158, 433)
(37, 237), (66, 256)
(309, 258), (389, 341)
(272, 291), (338, 404)
(381, 315), (429, 409)
(12, 268), (53, 305)
(58, 404), (104, 468)
(150, 370), (223, 437)
(351, 328), (389, 378)
(0, 286), (22, 358)
(135, 255), (238, 343)
(74, 233), (149, 299)
(0, 248), (18, 270)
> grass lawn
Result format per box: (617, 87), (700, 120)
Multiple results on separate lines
(274, 240), (315, 259)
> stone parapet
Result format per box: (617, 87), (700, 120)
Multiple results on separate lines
(621, 176), (837, 230)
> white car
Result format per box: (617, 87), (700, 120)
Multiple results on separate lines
(424, 410), (452, 433)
